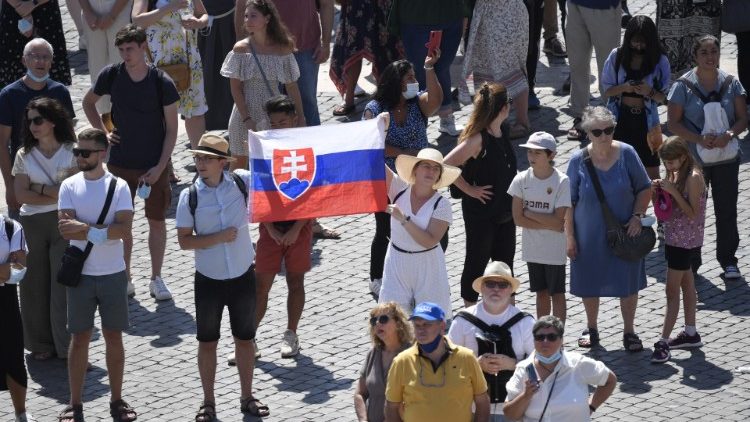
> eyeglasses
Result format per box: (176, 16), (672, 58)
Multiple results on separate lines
(194, 155), (221, 163)
(369, 314), (390, 326)
(589, 126), (615, 137)
(25, 53), (53, 62)
(484, 280), (511, 290)
(72, 148), (104, 158)
(418, 357), (446, 388)
(28, 116), (45, 126)
(534, 333), (561, 342)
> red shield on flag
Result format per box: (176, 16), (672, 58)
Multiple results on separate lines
(271, 148), (316, 200)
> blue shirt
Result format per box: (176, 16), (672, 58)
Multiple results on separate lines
(175, 170), (255, 280)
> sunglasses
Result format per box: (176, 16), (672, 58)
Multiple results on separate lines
(28, 116), (46, 126)
(369, 315), (390, 326)
(589, 126), (615, 137)
(484, 280), (511, 290)
(72, 148), (104, 158)
(534, 333), (561, 342)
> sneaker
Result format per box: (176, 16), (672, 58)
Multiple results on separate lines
(280, 329), (300, 358)
(369, 278), (382, 297)
(438, 116), (464, 137)
(149, 276), (173, 301)
(543, 37), (567, 57)
(528, 92), (541, 110)
(650, 340), (670, 364)
(127, 280), (136, 298)
(724, 265), (742, 279)
(667, 330), (703, 349)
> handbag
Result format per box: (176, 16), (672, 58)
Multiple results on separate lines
(646, 124), (663, 154)
(582, 149), (655, 262)
(145, 32), (191, 92)
(721, 0), (750, 34)
(56, 177), (118, 287)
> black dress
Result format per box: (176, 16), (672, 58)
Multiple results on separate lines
(0, 284), (27, 390)
(0, 0), (72, 86)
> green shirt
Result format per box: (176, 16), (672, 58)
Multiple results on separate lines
(388, 0), (470, 34)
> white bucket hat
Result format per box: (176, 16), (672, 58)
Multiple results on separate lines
(394, 148), (461, 189)
(472, 261), (521, 294)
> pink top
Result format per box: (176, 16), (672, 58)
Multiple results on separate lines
(274, 0), (321, 52)
(664, 192), (706, 249)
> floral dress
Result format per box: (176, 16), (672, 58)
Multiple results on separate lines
(0, 0), (71, 86)
(146, 0), (208, 118)
(220, 51), (300, 156)
(657, 0), (721, 78)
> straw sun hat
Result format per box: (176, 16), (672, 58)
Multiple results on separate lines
(394, 148), (461, 189)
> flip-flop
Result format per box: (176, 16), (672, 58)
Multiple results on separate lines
(58, 404), (83, 422)
(567, 117), (585, 140)
(32, 351), (54, 361)
(312, 221), (341, 239)
(240, 397), (270, 417)
(332, 102), (355, 116)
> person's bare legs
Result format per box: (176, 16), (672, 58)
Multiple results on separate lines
(254, 273), (275, 329)
(102, 328), (125, 402)
(148, 219), (166, 279)
(68, 330), (92, 406)
(620, 293), (638, 334)
(536, 291), (551, 319)
(285, 272), (306, 332)
(123, 235), (132, 282)
(681, 271), (697, 327)
(6, 376), (26, 415)
(660, 269), (683, 339)
(582, 297), (599, 329)
(514, 88), (530, 128)
(235, 338), (255, 399)
(551, 293), (567, 325)
(197, 340), (218, 404)
(338, 60), (362, 112)
(185, 115), (206, 150)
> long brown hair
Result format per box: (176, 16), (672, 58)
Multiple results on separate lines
(658, 136), (701, 194)
(246, 0), (295, 51)
(21, 97), (76, 153)
(459, 82), (510, 144)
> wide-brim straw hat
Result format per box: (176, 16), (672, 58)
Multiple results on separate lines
(472, 261), (521, 294)
(188, 134), (236, 161)
(394, 148), (461, 190)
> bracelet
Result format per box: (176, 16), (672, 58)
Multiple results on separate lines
(589, 404), (597, 412)
(40, 185), (45, 195)
(401, 215), (411, 225)
(424, 65), (434, 70)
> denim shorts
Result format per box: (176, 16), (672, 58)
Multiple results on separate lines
(195, 267), (257, 342)
(67, 271), (129, 334)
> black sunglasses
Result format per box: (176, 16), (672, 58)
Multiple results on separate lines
(534, 333), (561, 342)
(369, 315), (390, 326)
(28, 116), (45, 126)
(589, 126), (615, 137)
(72, 148), (104, 158)
(484, 280), (511, 289)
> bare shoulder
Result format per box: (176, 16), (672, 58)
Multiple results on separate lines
(233, 39), (250, 53)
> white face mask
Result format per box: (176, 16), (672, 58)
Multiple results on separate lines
(26, 70), (49, 83)
(402, 82), (420, 100)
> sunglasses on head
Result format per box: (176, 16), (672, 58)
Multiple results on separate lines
(589, 126), (615, 137)
(369, 315), (390, 326)
(72, 148), (104, 158)
(28, 116), (45, 126)
(484, 280), (511, 289)
(534, 333), (560, 342)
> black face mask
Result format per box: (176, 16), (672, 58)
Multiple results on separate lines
(631, 48), (646, 55)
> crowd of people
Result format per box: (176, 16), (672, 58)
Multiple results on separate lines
(0, 0), (748, 421)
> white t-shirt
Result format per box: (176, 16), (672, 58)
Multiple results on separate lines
(506, 351), (611, 422)
(388, 175), (452, 251)
(507, 168), (571, 265)
(11, 145), (77, 216)
(0, 216), (26, 265)
(58, 172), (133, 276)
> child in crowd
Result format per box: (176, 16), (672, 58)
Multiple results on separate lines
(507, 132), (571, 323)
(651, 136), (706, 364)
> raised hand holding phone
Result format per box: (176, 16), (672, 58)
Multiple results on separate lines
(425, 30), (443, 58)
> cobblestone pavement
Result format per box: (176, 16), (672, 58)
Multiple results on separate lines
(2, 1), (750, 421)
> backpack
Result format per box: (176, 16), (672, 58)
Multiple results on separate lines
(455, 310), (531, 403)
(188, 173), (248, 225)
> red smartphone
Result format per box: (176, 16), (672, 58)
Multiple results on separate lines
(425, 30), (443, 57)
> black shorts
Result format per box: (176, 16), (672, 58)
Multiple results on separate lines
(614, 104), (661, 168)
(665, 245), (699, 271)
(527, 263), (566, 295)
(195, 267), (257, 342)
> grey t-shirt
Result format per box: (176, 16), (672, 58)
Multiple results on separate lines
(359, 344), (410, 422)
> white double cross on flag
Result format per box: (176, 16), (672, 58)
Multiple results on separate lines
(280, 151), (307, 179)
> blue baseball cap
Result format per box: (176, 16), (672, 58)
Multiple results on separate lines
(409, 302), (445, 321)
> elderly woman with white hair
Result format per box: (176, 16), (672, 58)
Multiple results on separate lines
(378, 147), (460, 316)
(565, 106), (652, 352)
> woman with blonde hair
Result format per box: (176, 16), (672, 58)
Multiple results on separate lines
(354, 302), (413, 422)
(444, 82), (517, 308)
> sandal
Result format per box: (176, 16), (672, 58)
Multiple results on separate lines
(312, 221), (341, 239)
(623, 332), (644, 352)
(240, 397), (270, 417)
(332, 102), (355, 116)
(109, 399), (137, 422)
(567, 117), (585, 140)
(32, 351), (54, 361)
(195, 402), (216, 422)
(58, 404), (83, 422)
(508, 122), (531, 140)
(577, 328), (599, 348)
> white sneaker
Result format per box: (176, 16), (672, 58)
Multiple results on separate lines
(438, 116), (463, 137)
(369, 278), (382, 297)
(149, 276), (173, 301)
(16, 412), (35, 422)
(127, 280), (136, 298)
(280, 329), (300, 358)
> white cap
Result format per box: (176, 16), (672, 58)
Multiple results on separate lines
(519, 131), (557, 152)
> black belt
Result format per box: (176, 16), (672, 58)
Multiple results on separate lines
(391, 243), (438, 254)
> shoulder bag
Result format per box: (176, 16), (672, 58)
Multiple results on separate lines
(582, 149), (655, 262)
(57, 177), (118, 287)
(144, 6), (192, 93)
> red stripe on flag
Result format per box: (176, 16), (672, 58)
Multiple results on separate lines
(251, 181), (388, 222)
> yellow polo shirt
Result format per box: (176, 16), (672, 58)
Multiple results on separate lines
(385, 339), (488, 422)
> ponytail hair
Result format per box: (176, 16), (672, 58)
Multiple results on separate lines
(459, 83), (510, 143)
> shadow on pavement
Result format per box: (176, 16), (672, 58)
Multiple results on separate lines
(124, 299), (196, 347)
(695, 274), (750, 316)
(672, 348), (734, 390)
(27, 355), (110, 404)
(256, 354), (354, 404)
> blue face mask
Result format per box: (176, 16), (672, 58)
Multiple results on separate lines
(136, 182), (151, 200)
(536, 350), (562, 364)
(418, 333), (443, 353)
(26, 70), (49, 83)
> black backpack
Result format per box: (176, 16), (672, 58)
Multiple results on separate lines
(455, 310), (531, 403)
(188, 173), (248, 225)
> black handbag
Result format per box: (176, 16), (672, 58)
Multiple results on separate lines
(582, 149), (655, 262)
(57, 177), (118, 287)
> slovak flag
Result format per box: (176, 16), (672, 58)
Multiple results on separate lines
(248, 119), (387, 222)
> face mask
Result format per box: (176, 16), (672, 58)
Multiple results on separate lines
(402, 82), (420, 100)
(6, 264), (27, 285)
(631, 47), (646, 55)
(537, 350), (562, 364)
(26, 70), (49, 83)
(137, 182), (151, 200)
(418, 333), (443, 353)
